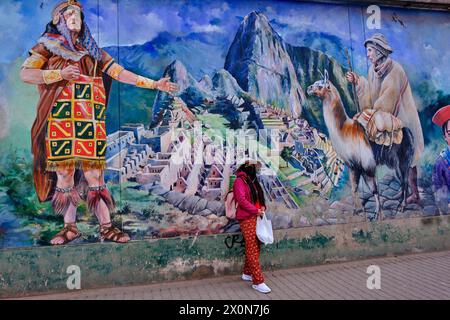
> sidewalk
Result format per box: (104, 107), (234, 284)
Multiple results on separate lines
(12, 250), (450, 300)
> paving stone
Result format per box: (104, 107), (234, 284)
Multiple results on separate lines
(14, 250), (450, 300)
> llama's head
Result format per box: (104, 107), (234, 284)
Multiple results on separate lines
(307, 70), (331, 99)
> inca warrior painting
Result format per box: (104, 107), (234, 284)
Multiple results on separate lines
(0, 0), (448, 248)
(19, 0), (178, 245)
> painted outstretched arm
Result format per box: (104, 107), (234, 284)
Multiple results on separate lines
(105, 62), (179, 94)
(21, 61), (178, 94)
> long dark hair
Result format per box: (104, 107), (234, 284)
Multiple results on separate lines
(237, 164), (266, 207)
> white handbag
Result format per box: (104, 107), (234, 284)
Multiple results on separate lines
(256, 213), (274, 245)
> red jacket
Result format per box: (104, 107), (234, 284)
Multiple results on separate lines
(233, 171), (261, 221)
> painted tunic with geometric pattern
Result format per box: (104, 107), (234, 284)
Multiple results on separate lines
(46, 75), (107, 171)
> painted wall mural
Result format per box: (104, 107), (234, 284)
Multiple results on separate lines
(0, 0), (449, 248)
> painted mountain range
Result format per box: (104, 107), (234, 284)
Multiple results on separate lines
(105, 11), (356, 133)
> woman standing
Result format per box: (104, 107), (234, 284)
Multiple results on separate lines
(233, 160), (271, 294)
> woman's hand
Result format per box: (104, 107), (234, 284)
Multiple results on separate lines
(155, 77), (179, 94)
(257, 209), (265, 217)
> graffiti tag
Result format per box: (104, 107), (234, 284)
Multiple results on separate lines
(224, 234), (245, 249)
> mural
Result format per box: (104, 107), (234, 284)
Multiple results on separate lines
(0, 0), (449, 248)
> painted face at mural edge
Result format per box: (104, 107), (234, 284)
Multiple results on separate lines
(444, 121), (450, 146)
(63, 6), (82, 33)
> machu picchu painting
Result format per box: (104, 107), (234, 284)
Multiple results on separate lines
(0, 0), (449, 248)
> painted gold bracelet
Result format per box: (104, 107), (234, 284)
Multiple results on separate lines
(43, 70), (63, 85)
(136, 75), (157, 90)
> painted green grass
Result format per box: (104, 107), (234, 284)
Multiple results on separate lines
(287, 190), (304, 206)
(286, 175), (310, 188)
(110, 181), (155, 213)
(197, 113), (230, 135)
(280, 166), (298, 177)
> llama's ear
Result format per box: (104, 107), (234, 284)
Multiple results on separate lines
(318, 69), (324, 79)
(324, 70), (329, 83)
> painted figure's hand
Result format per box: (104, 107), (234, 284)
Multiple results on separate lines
(352, 112), (361, 120)
(156, 77), (179, 94)
(61, 65), (80, 81)
(346, 71), (359, 85)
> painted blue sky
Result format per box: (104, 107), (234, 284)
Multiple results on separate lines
(1, 0), (450, 96)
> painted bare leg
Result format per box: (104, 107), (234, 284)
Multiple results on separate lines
(84, 169), (130, 243)
(50, 168), (82, 245)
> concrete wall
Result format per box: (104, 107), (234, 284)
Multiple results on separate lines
(1, 215), (450, 298)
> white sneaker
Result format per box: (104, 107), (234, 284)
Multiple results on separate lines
(252, 283), (271, 294)
(241, 274), (252, 281)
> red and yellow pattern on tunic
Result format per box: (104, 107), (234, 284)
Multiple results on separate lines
(46, 75), (108, 171)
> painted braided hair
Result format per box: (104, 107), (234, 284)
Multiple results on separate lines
(42, 9), (102, 61)
(237, 163), (266, 207)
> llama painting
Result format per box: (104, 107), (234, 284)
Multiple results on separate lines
(307, 70), (415, 221)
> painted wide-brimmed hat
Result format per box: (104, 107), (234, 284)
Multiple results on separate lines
(432, 105), (450, 127)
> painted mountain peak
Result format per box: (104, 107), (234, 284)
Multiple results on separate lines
(211, 69), (245, 98)
(224, 11), (306, 118)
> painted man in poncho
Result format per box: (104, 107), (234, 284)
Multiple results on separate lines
(346, 33), (424, 204)
(20, 0), (178, 245)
